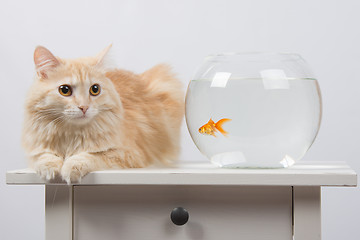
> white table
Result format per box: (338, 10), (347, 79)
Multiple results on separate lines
(6, 162), (357, 240)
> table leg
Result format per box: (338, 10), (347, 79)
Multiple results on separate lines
(45, 185), (74, 240)
(293, 186), (321, 240)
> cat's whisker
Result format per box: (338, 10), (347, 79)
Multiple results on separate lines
(99, 107), (112, 111)
(47, 116), (62, 124)
(37, 109), (61, 114)
(34, 114), (62, 123)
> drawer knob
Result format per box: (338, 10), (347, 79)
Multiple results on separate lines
(170, 207), (189, 226)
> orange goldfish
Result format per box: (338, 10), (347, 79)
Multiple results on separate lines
(199, 118), (232, 137)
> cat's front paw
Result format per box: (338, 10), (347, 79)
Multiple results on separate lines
(33, 154), (63, 181)
(61, 155), (91, 184)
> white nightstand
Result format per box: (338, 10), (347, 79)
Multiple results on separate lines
(6, 162), (357, 240)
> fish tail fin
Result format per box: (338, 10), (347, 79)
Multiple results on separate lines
(215, 118), (232, 136)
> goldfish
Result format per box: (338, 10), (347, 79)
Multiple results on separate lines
(199, 118), (232, 137)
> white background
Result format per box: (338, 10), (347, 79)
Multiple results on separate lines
(0, 0), (359, 239)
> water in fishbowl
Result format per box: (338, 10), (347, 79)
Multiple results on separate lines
(185, 78), (322, 168)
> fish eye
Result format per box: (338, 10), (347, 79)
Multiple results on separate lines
(59, 85), (72, 96)
(90, 84), (101, 96)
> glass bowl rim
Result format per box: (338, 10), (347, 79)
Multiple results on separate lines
(205, 51), (303, 59)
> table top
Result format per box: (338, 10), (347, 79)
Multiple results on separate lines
(6, 161), (357, 187)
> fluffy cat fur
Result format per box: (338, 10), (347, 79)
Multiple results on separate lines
(22, 45), (184, 184)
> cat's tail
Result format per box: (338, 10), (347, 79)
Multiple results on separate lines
(141, 63), (184, 126)
(141, 64), (184, 101)
(140, 64), (184, 165)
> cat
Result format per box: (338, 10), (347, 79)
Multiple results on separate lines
(22, 45), (184, 184)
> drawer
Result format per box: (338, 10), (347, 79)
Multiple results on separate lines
(74, 185), (292, 240)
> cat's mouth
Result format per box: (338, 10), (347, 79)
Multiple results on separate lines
(75, 113), (91, 120)
(63, 108), (98, 124)
(67, 113), (93, 124)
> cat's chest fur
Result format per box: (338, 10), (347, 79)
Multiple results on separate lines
(25, 119), (119, 159)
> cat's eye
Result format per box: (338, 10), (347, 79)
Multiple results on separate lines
(90, 84), (101, 96)
(59, 85), (72, 96)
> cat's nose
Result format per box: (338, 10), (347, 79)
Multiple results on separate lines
(78, 106), (89, 114)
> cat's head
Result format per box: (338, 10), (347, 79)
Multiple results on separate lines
(27, 45), (122, 126)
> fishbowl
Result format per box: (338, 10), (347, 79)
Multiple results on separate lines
(185, 52), (322, 168)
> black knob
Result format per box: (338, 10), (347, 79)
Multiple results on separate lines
(170, 207), (189, 226)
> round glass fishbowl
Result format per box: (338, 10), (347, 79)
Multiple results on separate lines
(185, 52), (322, 168)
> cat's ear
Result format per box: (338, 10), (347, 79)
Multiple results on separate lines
(34, 46), (60, 79)
(95, 44), (113, 68)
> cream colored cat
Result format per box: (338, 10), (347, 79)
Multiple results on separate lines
(22, 45), (184, 184)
